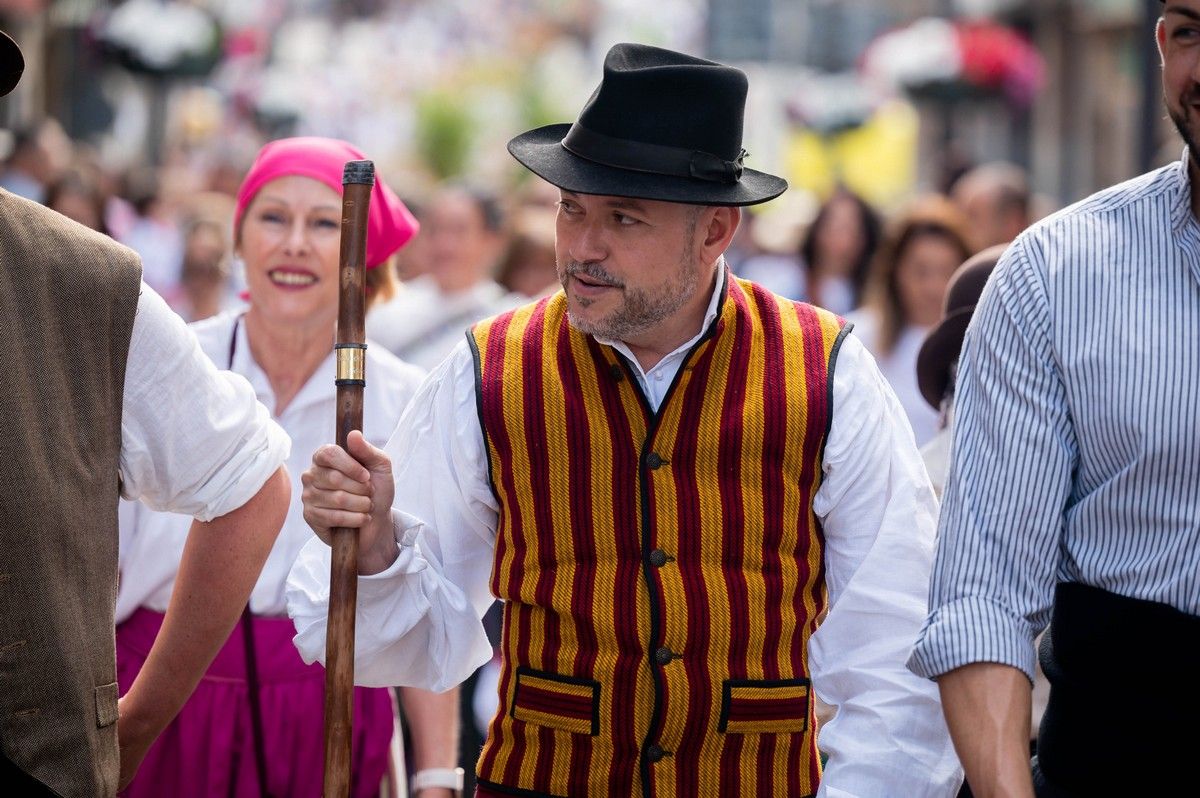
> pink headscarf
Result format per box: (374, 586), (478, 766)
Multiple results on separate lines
(234, 137), (418, 269)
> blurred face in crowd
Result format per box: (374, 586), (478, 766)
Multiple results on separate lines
(50, 185), (103, 232)
(956, 187), (1007, 250)
(1159, 2), (1200, 163)
(182, 224), (228, 288)
(501, 234), (558, 298)
(238, 175), (341, 333)
(393, 223), (431, 282)
(894, 232), (962, 328)
(555, 190), (734, 346)
(952, 173), (1028, 250)
(814, 194), (867, 275)
(424, 190), (503, 293)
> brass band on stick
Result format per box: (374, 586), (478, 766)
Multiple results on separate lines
(334, 343), (367, 386)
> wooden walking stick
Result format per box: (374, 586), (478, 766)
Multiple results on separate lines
(324, 159), (374, 797)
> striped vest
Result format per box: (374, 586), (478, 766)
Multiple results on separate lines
(469, 276), (849, 798)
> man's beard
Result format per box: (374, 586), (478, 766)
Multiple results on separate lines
(559, 254), (699, 341)
(1167, 92), (1200, 165)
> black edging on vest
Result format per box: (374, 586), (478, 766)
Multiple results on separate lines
(467, 329), (500, 509)
(822, 322), (854, 456)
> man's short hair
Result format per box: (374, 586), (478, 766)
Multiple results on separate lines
(439, 182), (506, 233)
(952, 161), (1030, 219)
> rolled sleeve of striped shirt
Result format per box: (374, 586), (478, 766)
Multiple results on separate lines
(909, 236), (1078, 683)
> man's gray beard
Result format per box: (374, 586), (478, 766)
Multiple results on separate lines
(560, 257), (698, 341)
(566, 300), (660, 341)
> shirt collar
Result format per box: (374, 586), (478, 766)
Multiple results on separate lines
(230, 315), (338, 417)
(1170, 147), (1196, 235)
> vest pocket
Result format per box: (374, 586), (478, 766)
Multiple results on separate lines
(718, 678), (810, 734)
(510, 666), (600, 736)
(95, 682), (119, 728)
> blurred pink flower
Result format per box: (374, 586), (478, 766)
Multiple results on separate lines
(956, 21), (1044, 106)
(862, 16), (1045, 108)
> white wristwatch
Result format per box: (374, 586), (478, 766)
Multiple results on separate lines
(410, 767), (465, 796)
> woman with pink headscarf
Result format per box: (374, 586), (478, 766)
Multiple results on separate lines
(114, 138), (461, 798)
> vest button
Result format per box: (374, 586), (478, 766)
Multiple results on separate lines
(645, 452), (664, 470)
(648, 549), (669, 568)
(608, 363), (624, 382)
(654, 647), (676, 665)
(646, 744), (669, 763)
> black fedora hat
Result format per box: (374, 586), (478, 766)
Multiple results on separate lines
(917, 243), (1007, 410)
(1, 30), (23, 98)
(508, 43), (787, 206)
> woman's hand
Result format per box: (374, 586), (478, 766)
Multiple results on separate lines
(302, 430), (400, 574)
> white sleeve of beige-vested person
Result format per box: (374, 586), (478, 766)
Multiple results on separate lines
(287, 339), (497, 692)
(118, 282), (290, 519)
(809, 333), (963, 798)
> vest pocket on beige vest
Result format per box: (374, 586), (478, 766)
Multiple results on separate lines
(717, 678), (810, 734)
(95, 682), (119, 728)
(510, 666), (600, 736)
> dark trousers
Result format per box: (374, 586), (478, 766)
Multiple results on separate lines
(1031, 755), (1078, 798)
(0, 751), (59, 796)
(1033, 583), (1200, 796)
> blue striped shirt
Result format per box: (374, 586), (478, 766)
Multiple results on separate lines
(909, 154), (1200, 682)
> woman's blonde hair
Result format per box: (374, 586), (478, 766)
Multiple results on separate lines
(366, 259), (397, 308)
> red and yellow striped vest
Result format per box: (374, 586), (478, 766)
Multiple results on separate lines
(468, 276), (849, 798)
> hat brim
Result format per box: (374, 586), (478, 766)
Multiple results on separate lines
(916, 307), (973, 410)
(1, 31), (23, 98)
(509, 124), (788, 207)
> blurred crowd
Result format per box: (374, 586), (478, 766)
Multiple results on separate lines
(1, 112), (1046, 793)
(2, 113), (1042, 450)
(0, 114), (561, 342)
(724, 158), (1035, 447)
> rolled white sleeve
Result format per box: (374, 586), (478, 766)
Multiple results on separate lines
(809, 334), (962, 797)
(287, 340), (497, 691)
(119, 284), (289, 519)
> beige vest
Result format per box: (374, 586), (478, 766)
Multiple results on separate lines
(0, 190), (141, 797)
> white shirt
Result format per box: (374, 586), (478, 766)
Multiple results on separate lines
(845, 309), (938, 446)
(735, 252), (806, 300)
(289, 271), (962, 796)
(365, 275), (524, 370)
(0, 168), (44, 203)
(120, 218), (184, 304)
(812, 275), (857, 317)
(118, 310), (424, 620)
(920, 406), (953, 501)
(120, 284), (289, 520)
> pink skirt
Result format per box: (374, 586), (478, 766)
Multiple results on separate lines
(116, 608), (393, 798)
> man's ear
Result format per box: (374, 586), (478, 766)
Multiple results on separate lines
(699, 206), (740, 263)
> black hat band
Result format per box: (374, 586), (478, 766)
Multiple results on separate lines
(561, 123), (746, 185)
